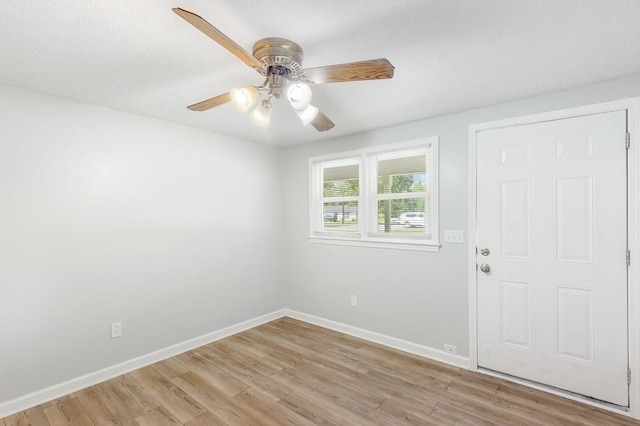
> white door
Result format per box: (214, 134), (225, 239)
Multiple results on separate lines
(476, 110), (629, 406)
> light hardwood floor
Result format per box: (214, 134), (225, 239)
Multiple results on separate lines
(2, 317), (639, 425)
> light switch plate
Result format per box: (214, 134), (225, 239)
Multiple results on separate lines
(444, 229), (464, 243)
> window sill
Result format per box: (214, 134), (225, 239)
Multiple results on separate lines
(308, 235), (441, 252)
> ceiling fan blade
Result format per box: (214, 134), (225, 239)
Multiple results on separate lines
(173, 8), (263, 70)
(302, 58), (394, 84)
(311, 110), (335, 132)
(187, 92), (231, 111)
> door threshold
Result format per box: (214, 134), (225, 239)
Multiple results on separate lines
(477, 367), (631, 416)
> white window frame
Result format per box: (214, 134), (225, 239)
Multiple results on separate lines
(309, 137), (440, 252)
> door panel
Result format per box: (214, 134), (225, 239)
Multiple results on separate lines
(555, 285), (594, 362)
(501, 180), (531, 258)
(476, 110), (628, 406)
(500, 280), (532, 349)
(555, 176), (593, 262)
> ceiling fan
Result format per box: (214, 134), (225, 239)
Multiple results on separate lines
(173, 8), (395, 132)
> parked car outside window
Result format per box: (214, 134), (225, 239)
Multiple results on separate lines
(323, 212), (338, 222)
(398, 212), (424, 228)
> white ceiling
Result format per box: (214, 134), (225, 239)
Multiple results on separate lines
(1, 1), (639, 146)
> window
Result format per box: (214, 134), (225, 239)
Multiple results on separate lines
(309, 138), (439, 251)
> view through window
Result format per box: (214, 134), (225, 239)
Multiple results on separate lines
(309, 138), (439, 250)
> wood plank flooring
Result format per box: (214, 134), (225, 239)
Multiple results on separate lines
(2, 317), (639, 425)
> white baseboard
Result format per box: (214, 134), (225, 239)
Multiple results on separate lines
(1, 308), (470, 419)
(284, 309), (470, 369)
(0, 309), (286, 419)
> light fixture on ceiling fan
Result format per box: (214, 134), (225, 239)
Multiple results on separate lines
(172, 8), (395, 132)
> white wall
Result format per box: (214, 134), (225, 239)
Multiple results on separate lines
(282, 73), (640, 357)
(0, 83), (283, 404)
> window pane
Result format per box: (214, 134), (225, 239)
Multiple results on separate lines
(376, 200), (429, 234)
(377, 155), (426, 194)
(323, 202), (358, 233)
(323, 164), (359, 197)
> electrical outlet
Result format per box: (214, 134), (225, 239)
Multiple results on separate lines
(350, 295), (358, 307)
(111, 322), (122, 339)
(444, 344), (457, 355)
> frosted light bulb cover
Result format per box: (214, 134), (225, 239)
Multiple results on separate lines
(287, 83), (312, 110)
(250, 101), (272, 127)
(230, 86), (258, 113)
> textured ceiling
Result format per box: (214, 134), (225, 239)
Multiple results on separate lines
(1, 0), (640, 146)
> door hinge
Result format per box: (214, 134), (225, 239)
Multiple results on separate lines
(626, 133), (631, 150)
(627, 249), (631, 267)
(628, 367), (632, 385)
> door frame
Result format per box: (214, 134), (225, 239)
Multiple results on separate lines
(468, 98), (640, 418)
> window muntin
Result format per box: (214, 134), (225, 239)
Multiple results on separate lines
(309, 138), (439, 250)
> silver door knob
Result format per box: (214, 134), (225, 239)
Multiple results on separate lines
(480, 263), (491, 273)
(480, 248), (490, 256)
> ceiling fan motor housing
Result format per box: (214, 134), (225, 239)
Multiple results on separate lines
(253, 37), (304, 78)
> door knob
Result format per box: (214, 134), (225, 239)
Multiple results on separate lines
(480, 263), (491, 273)
(480, 248), (490, 256)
